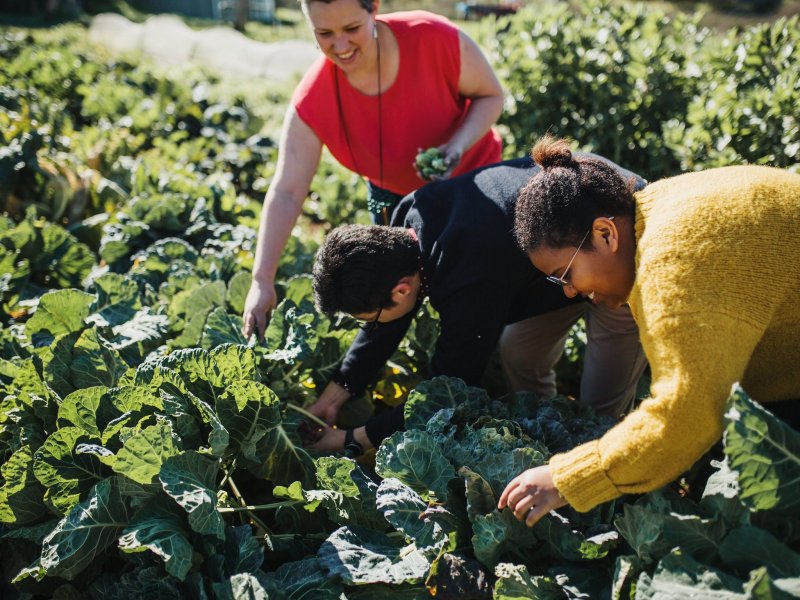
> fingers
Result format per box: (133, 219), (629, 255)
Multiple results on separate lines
(512, 495), (536, 521)
(498, 477), (518, 509)
(242, 313), (255, 339)
(254, 312), (267, 342)
(525, 502), (550, 527)
(505, 481), (534, 511)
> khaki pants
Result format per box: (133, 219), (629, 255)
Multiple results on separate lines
(499, 302), (647, 417)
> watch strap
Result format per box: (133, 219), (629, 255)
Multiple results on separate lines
(344, 429), (364, 458)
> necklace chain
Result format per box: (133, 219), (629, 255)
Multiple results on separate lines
(334, 27), (391, 221)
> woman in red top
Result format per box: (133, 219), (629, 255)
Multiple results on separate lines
(242, 0), (503, 340)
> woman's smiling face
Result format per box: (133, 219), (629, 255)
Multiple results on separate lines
(529, 216), (636, 309)
(305, 0), (377, 73)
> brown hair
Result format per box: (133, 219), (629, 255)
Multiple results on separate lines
(299, 0), (376, 13)
(514, 135), (635, 252)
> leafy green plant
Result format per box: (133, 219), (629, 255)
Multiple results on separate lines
(485, 0), (707, 179)
(664, 16), (800, 172)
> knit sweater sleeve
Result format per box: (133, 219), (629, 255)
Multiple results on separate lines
(550, 309), (764, 512)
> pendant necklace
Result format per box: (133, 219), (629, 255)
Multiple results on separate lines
(334, 25), (391, 223)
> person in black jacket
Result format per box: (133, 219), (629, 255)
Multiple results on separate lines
(307, 156), (647, 454)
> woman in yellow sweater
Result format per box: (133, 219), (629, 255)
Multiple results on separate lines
(499, 136), (800, 525)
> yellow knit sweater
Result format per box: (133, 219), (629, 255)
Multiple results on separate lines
(550, 165), (800, 512)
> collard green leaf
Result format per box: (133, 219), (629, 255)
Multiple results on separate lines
(113, 420), (182, 485)
(315, 456), (361, 497)
(135, 344), (258, 406)
(226, 271), (251, 316)
(169, 280), (226, 348)
(201, 307), (247, 349)
(744, 567), (799, 600)
(376, 478), (450, 556)
(471, 509), (538, 569)
(159, 450), (224, 540)
(311, 457), (385, 529)
(56, 386), (108, 438)
(282, 275), (314, 306)
(701, 459), (750, 530)
(532, 512), (619, 561)
(40, 476), (130, 580)
(258, 556), (345, 599)
(263, 300), (316, 364)
(616, 493), (703, 565)
(216, 380), (280, 465)
(611, 554), (646, 600)
(425, 552), (493, 599)
(718, 526), (800, 580)
(223, 525), (264, 575)
(71, 329), (130, 389)
(108, 308), (169, 360)
(0, 444), (47, 524)
(184, 387), (230, 457)
(87, 273), (141, 327)
(229, 572), (269, 600)
(42, 329), (128, 398)
(724, 385), (800, 516)
(347, 585), (429, 599)
(317, 525), (430, 585)
(119, 496), (194, 580)
(635, 548), (746, 599)
(33, 426), (107, 515)
(404, 377), (489, 432)
(493, 562), (566, 600)
(468, 446), (547, 498)
(375, 430), (455, 502)
(85, 565), (183, 600)
(25, 289), (93, 346)
(459, 466), (497, 520)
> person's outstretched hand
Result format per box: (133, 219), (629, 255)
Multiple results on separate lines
(307, 381), (350, 425)
(307, 426), (346, 453)
(242, 280), (277, 342)
(431, 142), (463, 181)
(498, 465), (567, 527)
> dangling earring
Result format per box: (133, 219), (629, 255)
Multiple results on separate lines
(373, 25), (378, 39)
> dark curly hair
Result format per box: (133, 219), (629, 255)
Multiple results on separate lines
(313, 224), (419, 316)
(515, 136), (636, 252)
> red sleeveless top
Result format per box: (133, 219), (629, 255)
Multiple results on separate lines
(292, 11), (502, 196)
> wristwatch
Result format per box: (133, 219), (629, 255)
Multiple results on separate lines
(343, 429), (364, 458)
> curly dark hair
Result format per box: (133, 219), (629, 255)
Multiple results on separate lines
(515, 136), (636, 252)
(313, 224), (420, 316)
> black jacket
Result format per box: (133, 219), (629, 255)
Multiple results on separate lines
(331, 155), (644, 446)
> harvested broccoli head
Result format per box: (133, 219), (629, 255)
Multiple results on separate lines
(415, 147), (448, 181)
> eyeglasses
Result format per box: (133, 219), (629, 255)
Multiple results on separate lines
(358, 307), (383, 333)
(545, 217), (614, 287)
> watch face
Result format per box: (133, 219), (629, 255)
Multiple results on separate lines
(344, 442), (363, 459)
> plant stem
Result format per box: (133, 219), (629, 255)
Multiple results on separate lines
(219, 500), (304, 513)
(219, 458), (237, 489)
(286, 402), (328, 428)
(226, 476), (274, 536)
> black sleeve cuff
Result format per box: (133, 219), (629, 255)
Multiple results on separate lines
(364, 404), (405, 449)
(329, 370), (356, 396)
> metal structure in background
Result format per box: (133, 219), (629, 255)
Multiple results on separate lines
(455, 0), (521, 20)
(130, 0), (275, 22)
(214, 0), (275, 23)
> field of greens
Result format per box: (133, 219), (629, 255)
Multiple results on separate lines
(1, 2), (799, 598)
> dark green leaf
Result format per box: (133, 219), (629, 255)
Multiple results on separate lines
(159, 450), (224, 540)
(40, 476), (130, 580)
(317, 525), (430, 585)
(724, 385), (800, 516)
(375, 430), (455, 502)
